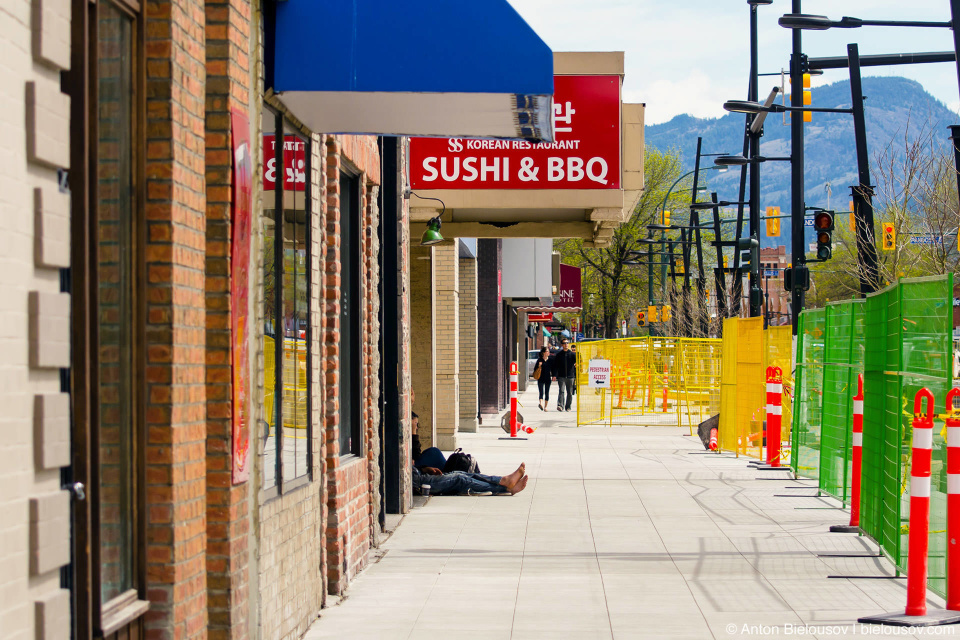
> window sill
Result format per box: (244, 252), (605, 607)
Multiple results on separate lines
(100, 590), (149, 637)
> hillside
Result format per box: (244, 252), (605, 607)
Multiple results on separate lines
(644, 77), (958, 248)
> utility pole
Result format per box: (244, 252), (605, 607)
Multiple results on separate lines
(847, 43), (880, 295)
(789, 0), (806, 335)
(747, 0), (762, 317)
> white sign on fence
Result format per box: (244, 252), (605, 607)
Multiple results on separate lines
(588, 359), (611, 388)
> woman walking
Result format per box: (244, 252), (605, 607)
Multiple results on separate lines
(533, 346), (553, 411)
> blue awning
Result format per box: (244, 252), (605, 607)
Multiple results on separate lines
(267, 0), (554, 141)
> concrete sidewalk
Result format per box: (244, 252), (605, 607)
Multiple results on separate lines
(304, 385), (950, 640)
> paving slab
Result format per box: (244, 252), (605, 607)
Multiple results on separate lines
(303, 384), (955, 639)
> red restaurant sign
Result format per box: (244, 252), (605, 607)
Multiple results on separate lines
(527, 313), (554, 323)
(262, 134), (307, 191)
(410, 75), (621, 190)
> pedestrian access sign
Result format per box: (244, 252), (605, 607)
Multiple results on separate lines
(588, 359), (611, 388)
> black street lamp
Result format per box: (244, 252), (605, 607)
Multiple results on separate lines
(714, 155), (791, 167)
(778, 14), (952, 31)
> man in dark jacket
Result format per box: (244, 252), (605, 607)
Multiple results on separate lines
(553, 339), (577, 411)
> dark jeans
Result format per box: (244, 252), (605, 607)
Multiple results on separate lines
(557, 376), (575, 410)
(538, 378), (551, 402)
(415, 447), (446, 470)
(412, 467), (507, 495)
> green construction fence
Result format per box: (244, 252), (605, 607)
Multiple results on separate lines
(792, 275), (954, 598)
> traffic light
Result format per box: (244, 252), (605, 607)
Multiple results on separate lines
(737, 234), (760, 276)
(849, 201), (856, 231)
(814, 211), (834, 260)
(676, 260), (684, 275)
(636, 310), (647, 327)
(784, 265), (810, 291)
(882, 222), (896, 251)
(663, 210), (671, 227)
(723, 255), (728, 269)
(661, 305), (672, 322)
(647, 305), (660, 323)
(765, 206), (780, 237)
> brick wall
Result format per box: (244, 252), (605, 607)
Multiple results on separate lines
(458, 257), (478, 433)
(204, 0), (251, 637)
(251, 120), (326, 640)
(477, 240), (504, 416)
(322, 134), (381, 596)
(0, 0), (73, 638)
(433, 244), (459, 449)
(143, 0), (209, 638)
(396, 145), (414, 511)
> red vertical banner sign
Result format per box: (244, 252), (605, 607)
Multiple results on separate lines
(230, 109), (252, 484)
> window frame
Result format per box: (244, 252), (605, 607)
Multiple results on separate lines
(260, 106), (313, 501)
(338, 168), (363, 458)
(78, 0), (151, 633)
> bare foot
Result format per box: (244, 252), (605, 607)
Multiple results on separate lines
(508, 475), (529, 495)
(499, 463), (526, 489)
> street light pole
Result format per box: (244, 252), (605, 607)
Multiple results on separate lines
(789, 0), (806, 335)
(949, 0), (960, 217)
(847, 43), (880, 295)
(748, 0), (762, 318)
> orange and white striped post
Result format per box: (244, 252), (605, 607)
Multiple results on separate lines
(765, 366), (783, 467)
(833, 374), (865, 533)
(662, 365), (669, 413)
(859, 388), (960, 626)
(850, 374), (864, 527)
(906, 388), (935, 617)
(947, 388), (960, 611)
(509, 361), (519, 438)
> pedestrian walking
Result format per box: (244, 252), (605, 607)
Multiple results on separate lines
(533, 346), (553, 411)
(553, 338), (577, 412)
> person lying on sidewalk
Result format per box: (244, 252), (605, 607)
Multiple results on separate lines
(413, 462), (529, 496)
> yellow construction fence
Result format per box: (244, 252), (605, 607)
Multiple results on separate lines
(263, 334), (309, 432)
(575, 337), (722, 429)
(718, 318), (793, 460)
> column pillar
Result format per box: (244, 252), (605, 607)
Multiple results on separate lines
(409, 245), (433, 447)
(458, 256), (478, 433)
(433, 244), (459, 449)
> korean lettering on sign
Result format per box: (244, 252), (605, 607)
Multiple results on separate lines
(262, 134), (307, 192)
(409, 75), (621, 190)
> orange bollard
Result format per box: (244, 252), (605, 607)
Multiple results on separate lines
(906, 388), (935, 616)
(947, 389), (960, 611)
(662, 365), (669, 413)
(860, 389), (960, 626)
(709, 427), (718, 451)
(509, 361), (519, 438)
(765, 366), (783, 467)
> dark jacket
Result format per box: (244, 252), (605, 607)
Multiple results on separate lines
(553, 349), (577, 378)
(534, 355), (552, 380)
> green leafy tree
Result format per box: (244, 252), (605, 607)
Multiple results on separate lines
(556, 148), (715, 338)
(809, 121), (960, 305)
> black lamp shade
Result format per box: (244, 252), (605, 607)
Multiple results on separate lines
(778, 13), (834, 30)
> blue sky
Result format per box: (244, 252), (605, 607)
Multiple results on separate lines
(509, 0), (960, 124)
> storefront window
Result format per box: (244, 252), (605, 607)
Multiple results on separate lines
(97, 0), (136, 605)
(260, 107), (311, 492)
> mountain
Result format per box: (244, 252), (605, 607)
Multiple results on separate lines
(644, 77), (958, 248)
